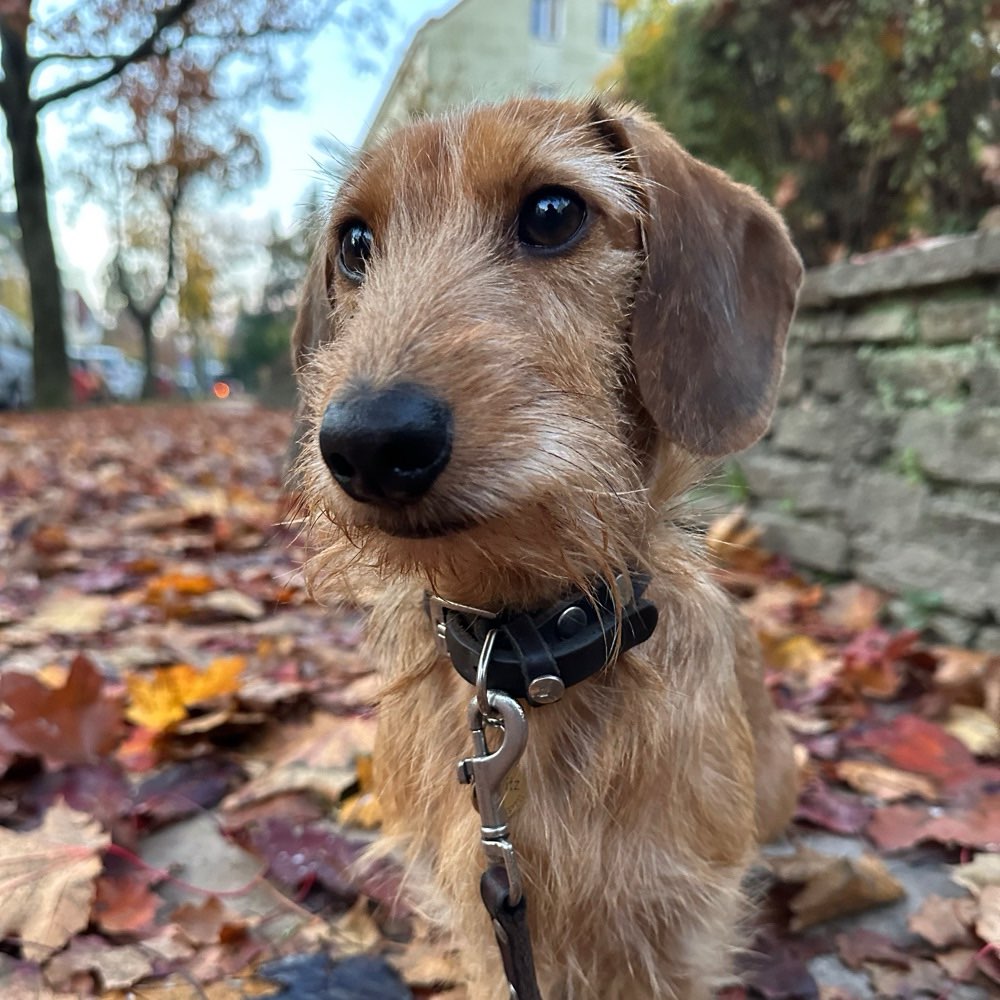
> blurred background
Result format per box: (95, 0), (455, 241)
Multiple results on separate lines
(4, 0), (993, 413)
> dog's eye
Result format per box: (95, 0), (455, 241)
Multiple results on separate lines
(339, 221), (374, 282)
(518, 187), (587, 251)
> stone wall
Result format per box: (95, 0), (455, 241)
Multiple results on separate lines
(733, 231), (1000, 650)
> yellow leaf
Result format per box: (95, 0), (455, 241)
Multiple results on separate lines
(339, 753), (383, 829)
(125, 657), (246, 732)
(943, 705), (1000, 757)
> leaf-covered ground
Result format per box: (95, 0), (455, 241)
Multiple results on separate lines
(0, 402), (997, 1000)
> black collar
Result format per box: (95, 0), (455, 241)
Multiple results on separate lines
(426, 572), (659, 706)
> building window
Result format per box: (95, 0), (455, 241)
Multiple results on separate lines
(599, 1), (622, 49)
(531, 0), (563, 43)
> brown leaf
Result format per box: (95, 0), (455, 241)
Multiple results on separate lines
(43, 935), (153, 992)
(820, 582), (885, 632)
(868, 798), (1000, 851)
(834, 759), (938, 803)
(93, 870), (161, 935)
(977, 885), (1000, 945)
(907, 894), (978, 948)
(835, 927), (910, 970)
(0, 654), (125, 766)
(171, 895), (231, 946)
(769, 847), (904, 930)
(0, 801), (109, 960)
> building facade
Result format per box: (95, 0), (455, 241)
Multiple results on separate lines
(364, 0), (623, 143)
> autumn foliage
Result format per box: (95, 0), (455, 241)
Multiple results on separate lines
(615, 0), (1000, 265)
(0, 403), (998, 997)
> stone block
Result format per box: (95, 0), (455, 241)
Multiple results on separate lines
(918, 298), (999, 345)
(807, 348), (864, 398)
(969, 343), (1000, 404)
(977, 626), (1000, 653)
(896, 407), (1000, 487)
(864, 346), (976, 405)
(846, 471), (926, 537)
(736, 452), (841, 514)
(772, 403), (840, 459)
(791, 314), (845, 344)
(854, 541), (993, 618)
(925, 613), (978, 647)
(918, 499), (1000, 568)
(754, 511), (849, 573)
(843, 305), (916, 343)
(801, 236), (982, 307)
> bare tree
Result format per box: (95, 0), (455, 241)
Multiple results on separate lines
(0, 0), (387, 407)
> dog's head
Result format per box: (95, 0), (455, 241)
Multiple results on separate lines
(294, 99), (802, 599)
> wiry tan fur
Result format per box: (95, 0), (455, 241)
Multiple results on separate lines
(293, 98), (802, 999)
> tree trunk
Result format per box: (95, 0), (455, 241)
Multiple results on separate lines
(133, 307), (157, 400)
(0, 23), (70, 409)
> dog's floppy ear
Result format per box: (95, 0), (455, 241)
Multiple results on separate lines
(291, 239), (334, 374)
(613, 109), (803, 456)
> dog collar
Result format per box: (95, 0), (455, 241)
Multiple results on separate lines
(426, 572), (659, 706)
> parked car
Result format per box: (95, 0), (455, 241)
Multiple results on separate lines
(0, 306), (32, 409)
(70, 344), (143, 401)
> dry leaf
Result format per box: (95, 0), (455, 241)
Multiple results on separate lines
(769, 847), (904, 931)
(951, 853), (1000, 896)
(943, 704), (1000, 757)
(125, 656), (246, 732)
(93, 871), (161, 935)
(339, 753), (383, 829)
(977, 885), (1000, 946)
(0, 654), (124, 766)
(907, 894), (978, 948)
(43, 935), (152, 992)
(0, 801), (109, 960)
(834, 759), (937, 802)
(23, 589), (110, 634)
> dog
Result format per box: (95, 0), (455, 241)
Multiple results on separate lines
(292, 98), (802, 1000)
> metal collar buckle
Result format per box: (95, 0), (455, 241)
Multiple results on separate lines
(428, 594), (498, 655)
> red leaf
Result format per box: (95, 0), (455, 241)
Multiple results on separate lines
(0, 655), (125, 767)
(868, 798), (1000, 851)
(849, 715), (978, 791)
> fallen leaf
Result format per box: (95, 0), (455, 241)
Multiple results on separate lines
(769, 847), (904, 930)
(951, 852), (1000, 896)
(834, 759), (938, 802)
(867, 957), (948, 998)
(849, 714), (978, 790)
(907, 893), (978, 948)
(794, 779), (872, 834)
(125, 656), (246, 732)
(943, 704), (1000, 757)
(133, 757), (247, 829)
(339, 753), (383, 830)
(171, 896), (231, 946)
(195, 589), (266, 622)
(933, 947), (979, 982)
(977, 885), (1000, 945)
(259, 952), (412, 1000)
(23, 589), (110, 634)
(0, 654), (125, 766)
(93, 870), (162, 935)
(835, 927), (910, 969)
(820, 582), (885, 632)
(0, 801), (109, 960)
(43, 935), (153, 992)
(868, 798), (1000, 851)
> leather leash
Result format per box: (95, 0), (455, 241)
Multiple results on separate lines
(432, 571), (659, 1000)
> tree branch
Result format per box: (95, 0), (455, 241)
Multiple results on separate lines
(32, 50), (139, 67)
(34, 0), (199, 111)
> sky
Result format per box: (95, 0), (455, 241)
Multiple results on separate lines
(36, 0), (451, 306)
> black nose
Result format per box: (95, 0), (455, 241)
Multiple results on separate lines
(318, 383), (453, 504)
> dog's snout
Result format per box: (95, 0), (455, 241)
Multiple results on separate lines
(319, 383), (453, 504)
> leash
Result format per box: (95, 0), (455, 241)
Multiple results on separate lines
(430, 572), (659, 1000)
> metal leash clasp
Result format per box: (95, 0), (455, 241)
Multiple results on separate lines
(457, 688), (528, 906)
